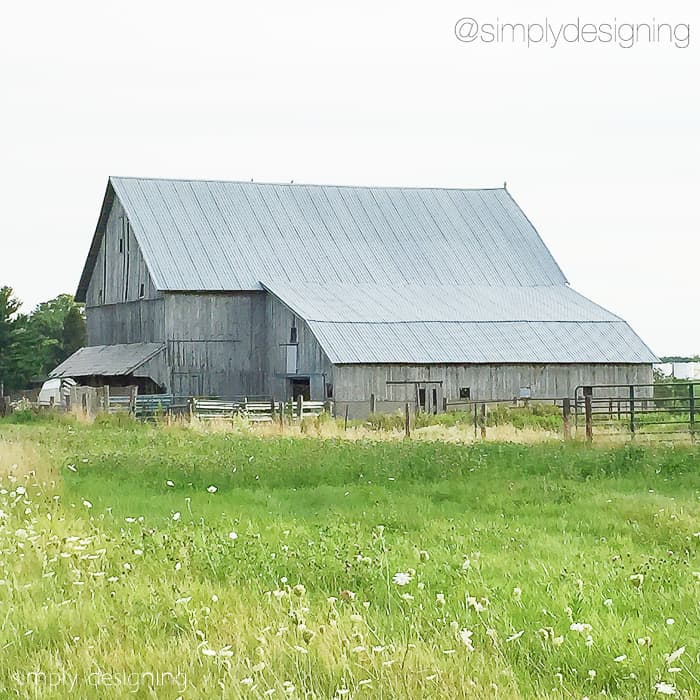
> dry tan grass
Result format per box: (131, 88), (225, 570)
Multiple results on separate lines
(0, 437), (59, 486)
(186, 415), (568, 444)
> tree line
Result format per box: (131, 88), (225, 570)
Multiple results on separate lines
(0, 287), (86, 393)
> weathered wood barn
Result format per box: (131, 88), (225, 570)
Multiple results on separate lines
(52, 176), (657, 415)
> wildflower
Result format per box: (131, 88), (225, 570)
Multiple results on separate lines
(585, 634), (594, 648)
(176, 596), (192, 604)
(16, 486), (26, 495)
(83, 500), (93, 509)
(340, 590), (355, 601)
(614, 655), (627, 662)
(419, 550), (430, 562)
(665, 618), (675, 626)
(552, 636), (564, 647)
(436, 593), (446, 607)
(392, 572), (412, 586)
(637, 637), (652, 647)
(466, 596), (485, 612)
(604, 598), (613, 608)
(588, 670), (596, 679)
(125, 517), (136, 523)
(665, 647), (685, 664)
(570, 622), (592, 634)
(166, 480), (174, 487)
(252, 662), (265, 673)
(629, 573), (644, 588)
(458, 628), (474, 652)
(172, 512), (181, 521)
(654, 681), (677, 695)
(133, 549), (143, 556)
(506, 631), (524, 642)
(241, 677), (254, 686)
(513, 587), (522, 601)
(207, 485), (218, 493)
(229, 531), (238, 540)
(462, 558), (471, 570)
(201, 648), (217, 657)
(292, 584), (306, 597)
(401, 593), (414, 601)
(668, 668), (681, 673)
(350, 613), (363, 623)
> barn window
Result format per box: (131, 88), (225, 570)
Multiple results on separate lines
(459, 387), (471, 399)
(326, 383), (334, 399)
(139, 283), (145, 298)
(119, 238), (124, 254)
(519, 386), (532, 399)
(290, 326), (298, 343)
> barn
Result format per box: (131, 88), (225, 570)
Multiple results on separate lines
(51, 176), (657, 416)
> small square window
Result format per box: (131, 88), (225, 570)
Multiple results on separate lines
(326, 383), (334, 399)
(139, 283), (145, 298)
(459, 387), (471, 399)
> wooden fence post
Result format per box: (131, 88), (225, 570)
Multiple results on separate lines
(585, 394), (593, 443)
(562, 398), (571, 440)
(129, 386), (138, 415)
(370, 393), (376, 414)
(344, 404), (349, 431)
(689, 383), (696, 444)
(405, 402), (411, 438)
(629, 385), (636, 439)
(279, 401), (284, 431)
(473, 402), (478, 440)
(297, 395), (303, 419)
(480, 403), (487, 440)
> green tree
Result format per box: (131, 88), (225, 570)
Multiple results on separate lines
(0, 287), (46, 392)
(62, 304), (86, 358)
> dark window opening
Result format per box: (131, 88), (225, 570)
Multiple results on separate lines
(290, 326), (298, 343)
(583, 386), (593, 397)
(459, 387), (471, 399)
(98, 289), (103, 304)
(119, 238), (124, 253)
(418, 387), (426, 410)
(326, 383), (334, 399)
(139, 283), (145, 298)
(289, 377), (310, 401)
(432, 388), (438, 414)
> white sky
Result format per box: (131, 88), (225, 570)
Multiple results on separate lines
(1, 0), (697, 356)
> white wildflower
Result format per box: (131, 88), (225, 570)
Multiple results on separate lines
(172, 512), (181, 521)
(207, 485), (218, 493)
(82, 500), (92, 509)
(655, 681), (677, 695)
(392, 572), (412, 586)
(229, 531), (238, 540)
(665, 647), (685, 664)
(506, 630), (524, 642)
(166, 480), (174, 487)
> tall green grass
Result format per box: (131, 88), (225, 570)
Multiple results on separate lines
(0, 421), (698, 698)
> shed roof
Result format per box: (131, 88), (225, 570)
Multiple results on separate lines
(50, 344), (165, 378)
(77, 177), (567, 299)
(263, 282), (658, 364)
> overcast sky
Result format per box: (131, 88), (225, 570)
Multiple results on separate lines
(1, 0), (697, 356)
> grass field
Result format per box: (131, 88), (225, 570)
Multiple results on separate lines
(0, 418), (698, 698)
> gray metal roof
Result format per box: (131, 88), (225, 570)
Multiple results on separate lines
(263, 282), (658, 364)
(261, 282), (623, 323)
(50, 344), (165, 378)
(77, 177), (567, 299)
